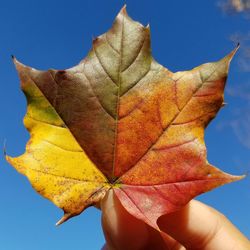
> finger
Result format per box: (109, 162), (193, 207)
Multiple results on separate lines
(158, 200), (250, 250)
(101, 189), (184, 250)
(101, 189), (149, 250)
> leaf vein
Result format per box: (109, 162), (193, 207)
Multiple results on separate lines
(82, 62), (116, 120)
(120, 65), (152, 97)
(42, 139), (83, 152)
(105, 33), (120, 54)
(152, 138), (196, 151)
(26, 115), (66, 128)
(120, 188), (153, 223)
(93, 46), (117, 85)
(28, 165), (106, 184)
(121, 36), (146, 72)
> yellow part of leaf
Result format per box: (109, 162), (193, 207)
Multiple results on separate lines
(6, 65), (110, 223)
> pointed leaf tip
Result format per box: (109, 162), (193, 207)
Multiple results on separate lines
(11, 55), (20, 67)
(231, 43), (240, 57)
(120, 4), (127, 16)
(220, 45), (240, 69)
(146, 23), (150, 30)
(239, 174), (246, 180)
(56, 213), (74, 226)
(229, 174), (246, 183)
(12, 56), (20, 66)
(12, 57), (29, 72)
(92, 36), (100, 44)
(221, 102), (227, 107)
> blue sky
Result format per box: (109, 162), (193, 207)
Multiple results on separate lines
(0, 0), (249, 249)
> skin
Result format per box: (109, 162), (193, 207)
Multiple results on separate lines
(101, 190), (250, 250)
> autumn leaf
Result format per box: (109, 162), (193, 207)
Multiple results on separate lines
(6, 6), (244, 230)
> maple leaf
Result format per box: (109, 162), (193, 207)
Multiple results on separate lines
(6, 6), (244, 230)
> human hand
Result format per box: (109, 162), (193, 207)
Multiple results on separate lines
(101, 189), (250, 250)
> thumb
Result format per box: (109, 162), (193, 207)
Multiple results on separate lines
(158, 199), (250, 249)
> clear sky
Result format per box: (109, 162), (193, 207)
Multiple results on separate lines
(0, 1), (249, 249)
